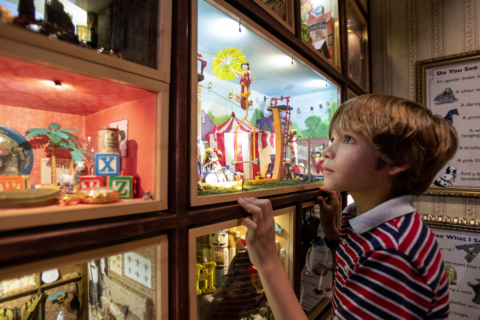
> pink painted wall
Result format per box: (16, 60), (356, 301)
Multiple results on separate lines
(85, 95), (157, 198)
(0, 105), (85, 185)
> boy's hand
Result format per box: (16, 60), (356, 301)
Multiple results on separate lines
(317, 187), (340, 240)
(238, 197), (279, 268)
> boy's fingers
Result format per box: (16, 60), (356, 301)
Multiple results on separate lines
(238, 198), (264, 224)
(242, 217), (257, 230)
(249, 199), (273, 224)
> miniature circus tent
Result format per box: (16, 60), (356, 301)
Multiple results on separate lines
(206, 115), (275, 179)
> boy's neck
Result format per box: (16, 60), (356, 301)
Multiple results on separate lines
(350, 189), (396, 216)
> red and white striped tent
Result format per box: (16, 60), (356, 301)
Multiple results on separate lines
(206, 114), (276, 179)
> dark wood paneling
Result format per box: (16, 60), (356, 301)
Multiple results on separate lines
(167, 226), (189, 320)
(0, 213), (176, 268)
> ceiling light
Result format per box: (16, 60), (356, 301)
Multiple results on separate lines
(307, 79), (327, 87)
(211, 18), (244, 39)
(54, 80), (62, 89)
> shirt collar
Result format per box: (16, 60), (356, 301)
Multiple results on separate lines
(343, 195), (416, 234)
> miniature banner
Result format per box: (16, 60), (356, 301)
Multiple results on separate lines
(433, 228), (480, 318)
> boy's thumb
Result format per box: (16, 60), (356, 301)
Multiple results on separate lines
(317, 196), (326, 207)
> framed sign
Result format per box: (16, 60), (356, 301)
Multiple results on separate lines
(422, 220), (480, 319)
(416, 50), (480, 197)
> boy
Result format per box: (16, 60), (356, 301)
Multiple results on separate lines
(238, 94), (458, 320)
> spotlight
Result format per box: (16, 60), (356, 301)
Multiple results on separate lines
(54, 80), (62, 89)
(228, 92), (233, 99)
(208, 82), (212, 89)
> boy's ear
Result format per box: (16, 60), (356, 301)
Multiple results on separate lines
(387, 162), (410, 176)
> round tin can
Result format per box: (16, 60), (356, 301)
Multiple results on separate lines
(98, 127), (119, 153)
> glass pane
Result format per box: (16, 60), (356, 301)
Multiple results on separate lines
(197, 0), (340, 197)
(0, 55), (156, 203)
(299, 205), (334, 314)
(346, 0), (369, 91)
(359, 0), (367, 12)
(0, 0), (160, 69)
(347, 88), (358, 100)
(258, 0), (293, 27)
(300, 0), (341, 69)
(0, 245), (163, 320)
(194, 211), (293, 319)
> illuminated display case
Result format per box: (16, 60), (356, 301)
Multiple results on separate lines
(0, 235), (168, 320)
(191, 0), (340, 206)
(300, 0), (341, 70)
(347, 88), (358, 100)
(346, 0), (369, 91)
(0, 1), (171, 231)
(188, 207), (295, 320)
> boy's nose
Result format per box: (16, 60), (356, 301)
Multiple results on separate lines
(322, 145), (333, 159)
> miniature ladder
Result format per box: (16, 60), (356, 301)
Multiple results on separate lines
(270, 97), (291, 180)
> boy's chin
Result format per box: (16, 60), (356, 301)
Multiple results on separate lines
(323, 180), (342, 192)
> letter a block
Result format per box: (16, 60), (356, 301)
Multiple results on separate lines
(108, 176), (133, 199)
(79, 176), (103, 189)
(95, 153), (120, 177)
(0, 176), (25, 191)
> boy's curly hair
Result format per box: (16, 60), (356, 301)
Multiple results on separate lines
(329, 94), (459, 196)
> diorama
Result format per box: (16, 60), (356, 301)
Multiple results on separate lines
(189, 208), (294, 320)
(193, 0), (340, 202)
(300, 0), (341, 69)
(0, 236), (168, 320)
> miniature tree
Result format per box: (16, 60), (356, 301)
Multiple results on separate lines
(25, 122), (80, 184)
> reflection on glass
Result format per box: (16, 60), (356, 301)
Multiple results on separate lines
(347, 88), (358, 100)
(195, 212), (292, 320)
(300, 0), (340, 68)
(347, 0), (369, 90)
(299, 205), (334, 314)
(197, 0), (340, 197)
(1, 0), (159, 69)
(359, 0), (367, 12)
(0, 246), (160, 319)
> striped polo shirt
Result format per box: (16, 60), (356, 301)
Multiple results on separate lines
(332, 195), (449, 320)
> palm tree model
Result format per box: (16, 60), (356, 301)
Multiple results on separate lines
(25, 122), (81, 184)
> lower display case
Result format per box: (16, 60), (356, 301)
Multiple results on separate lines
(0, 235), (168, 320)
(189, 207), (295, 320)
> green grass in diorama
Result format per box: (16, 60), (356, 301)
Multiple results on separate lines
(198, 178), (324, 196)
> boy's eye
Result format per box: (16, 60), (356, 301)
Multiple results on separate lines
(343, 135), (354, 143)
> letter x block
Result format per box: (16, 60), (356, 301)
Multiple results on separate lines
(108, 176), (133, 199)
(95, 153), (120, 177)
(79, 176), (103, 189)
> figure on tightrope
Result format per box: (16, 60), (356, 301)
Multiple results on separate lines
(232, 62), (256, 110)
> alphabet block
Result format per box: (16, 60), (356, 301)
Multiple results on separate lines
(0, 176), (25, 191)
(95, 153), (120, 176)
(79, 176), (103, 189)
(108, 176), (133, 199)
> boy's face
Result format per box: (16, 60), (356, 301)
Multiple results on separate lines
(322, 130), (391, 194)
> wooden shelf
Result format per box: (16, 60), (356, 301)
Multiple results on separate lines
(40, 275), (83, 291)
(0, 287), (38, 303)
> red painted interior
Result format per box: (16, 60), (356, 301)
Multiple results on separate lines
(0, 55), (152, 116)
(85, 95), (157, 198)
(0, 56), (157, 197)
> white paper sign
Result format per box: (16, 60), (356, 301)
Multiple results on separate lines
(433, 228), (480, 319)
(124, 252), (152, 288)
(426, 60), (480, 188)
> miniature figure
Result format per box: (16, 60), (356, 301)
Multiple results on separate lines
(57, 161), (85, 192)
(197, 161), (204, 191)
(314, 150), (322, 174)
(286, 129), (300, 164)
(285, 160), (293, 180)
(208, 229), (236, 274)
(142, 190), (152, 200)
(232, 62), (256, 110)
(267, 154), (275, 178)
(203, 148), (214, 166)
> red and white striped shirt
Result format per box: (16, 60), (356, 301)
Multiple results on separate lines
(332, 195), (449, 319)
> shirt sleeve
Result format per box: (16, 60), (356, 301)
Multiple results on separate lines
(337, 249), (448, 319)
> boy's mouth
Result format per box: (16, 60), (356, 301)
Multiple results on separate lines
(323, 166), (334, 172)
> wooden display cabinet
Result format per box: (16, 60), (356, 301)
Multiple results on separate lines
(0, 235), (169, 320)
(188, 206), (295, 320)
(251, 0), (295, 34)
(0, 0), (171, 231)
(191, 0), (341, 206)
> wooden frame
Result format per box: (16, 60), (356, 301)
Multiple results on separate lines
(0, 44), (169, 232)
(190, 0), (341, 206)
(347, 87), (358, 100)
(0, 0), (172, 84)
(422, 214), (480, 232)
(416, 50), (480, 198)
(188, 206), (296, 320)
(0, 235), (169, 320)
(251, 0), (295, 34)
